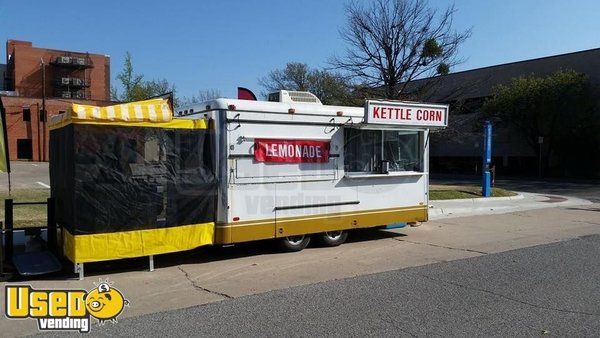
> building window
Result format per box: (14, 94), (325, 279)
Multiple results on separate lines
(22, 108), (31, 122)
(40, 110), (46, 122)
(344, 129), (422, 173)
(17, 139), (33, 159)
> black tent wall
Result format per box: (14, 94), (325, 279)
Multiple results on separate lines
(50, 124), (217, 236)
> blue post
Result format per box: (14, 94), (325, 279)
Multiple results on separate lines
(482, 121), (493, 197)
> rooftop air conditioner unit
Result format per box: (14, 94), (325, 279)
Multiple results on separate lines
(267, 90), (322, 105)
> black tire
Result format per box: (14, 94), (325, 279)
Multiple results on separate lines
(276, 235), (311, 252)
(315, 230), (348, 247)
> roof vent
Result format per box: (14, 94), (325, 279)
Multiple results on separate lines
(267, 90), (322, 105)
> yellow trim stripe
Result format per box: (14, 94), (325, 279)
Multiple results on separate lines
(49, 117), (208, 131)
(63, 222), (215, 264)
(215, 206), (427, 244)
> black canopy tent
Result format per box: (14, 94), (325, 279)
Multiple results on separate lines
(49, 99), (217, 264)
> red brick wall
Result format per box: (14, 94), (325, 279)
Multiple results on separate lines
(6, 40), (110, 101)
(1, 96), (114, 161)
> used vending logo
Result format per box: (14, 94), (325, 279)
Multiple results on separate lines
(4, 279), (129, 333)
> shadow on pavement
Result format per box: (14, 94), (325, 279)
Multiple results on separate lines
(3, 229), (407, 282)
(565, 207), (600, 213)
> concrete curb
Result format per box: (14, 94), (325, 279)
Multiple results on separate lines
(428, 206), (514, 218)
(429, 193), (525, 204)
(428, 192), (592, 220)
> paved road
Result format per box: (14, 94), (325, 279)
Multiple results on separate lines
(0, 162), (49, 189)
(88, 235), (600, 337)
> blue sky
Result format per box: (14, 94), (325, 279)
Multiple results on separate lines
(1, 0), (599, 99)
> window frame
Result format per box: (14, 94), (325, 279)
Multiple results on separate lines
(343, 127), (425, 175)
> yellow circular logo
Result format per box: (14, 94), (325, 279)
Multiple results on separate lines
(85, 282), (129, 323)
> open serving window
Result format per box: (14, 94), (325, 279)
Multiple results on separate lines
(49, 99), (217, 264)
(344, 100), (448, 177)
(344, 128), (423, 174)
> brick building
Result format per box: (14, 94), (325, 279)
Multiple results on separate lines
(0, 40), (113, 161)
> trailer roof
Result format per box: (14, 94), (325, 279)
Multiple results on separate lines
(177, 98), (366, 118)
(177, 97), (449, 129)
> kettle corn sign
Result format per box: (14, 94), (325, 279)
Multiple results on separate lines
(5, 279), (129, 333)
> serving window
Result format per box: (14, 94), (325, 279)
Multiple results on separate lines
(344, 128), (423, 173)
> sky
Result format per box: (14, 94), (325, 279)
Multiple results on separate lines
(1, 0), (600, 100)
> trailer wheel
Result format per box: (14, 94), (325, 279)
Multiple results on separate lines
(316, 230), (348, 247)
(277, 235), (311, 252)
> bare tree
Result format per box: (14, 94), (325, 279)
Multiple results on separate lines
(331, 0), (471, 99)
(193, 89), (222, 102)
(178, 89), (222, 107)
(259, 63), (312, 93)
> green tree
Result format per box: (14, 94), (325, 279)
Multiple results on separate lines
(331, 0), (471, 99)
(259, 62), (353, 105)
(111, 52), (176, 103)
(482, 70), (600, 176)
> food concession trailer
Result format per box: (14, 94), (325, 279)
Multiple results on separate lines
(49, 92), (448, 277)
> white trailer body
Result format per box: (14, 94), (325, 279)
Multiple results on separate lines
(178, 93), (448, 245)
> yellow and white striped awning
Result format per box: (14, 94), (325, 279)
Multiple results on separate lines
(72, 98), (172, 122)
(48, 98), (209, 130)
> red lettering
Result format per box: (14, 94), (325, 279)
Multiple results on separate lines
(419, 110), (432, 121)
(435, 110), (442, 121)
(373, 107), (380, 118)
(402, 109), (409, 120)
(373, 106), (421, 120)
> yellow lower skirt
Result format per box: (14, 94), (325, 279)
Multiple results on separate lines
(63, 222), (215, 264)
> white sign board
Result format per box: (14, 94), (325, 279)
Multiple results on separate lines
(365, 100), (449, 127)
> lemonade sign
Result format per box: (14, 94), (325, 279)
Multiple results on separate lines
(5, 279), (129, 333)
